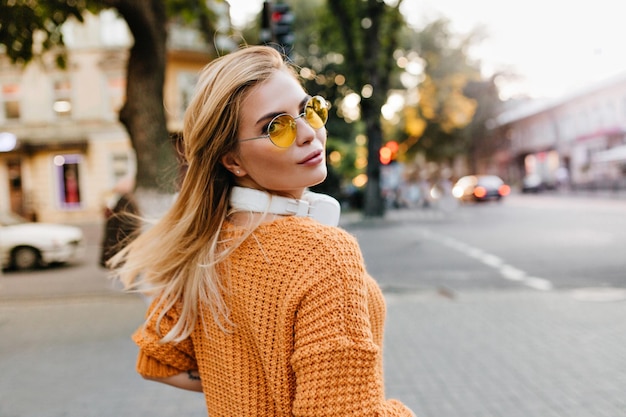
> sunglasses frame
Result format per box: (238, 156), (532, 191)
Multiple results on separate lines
(239, 95), (329, 148)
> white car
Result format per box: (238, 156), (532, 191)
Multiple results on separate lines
(0, 212), (86, 270)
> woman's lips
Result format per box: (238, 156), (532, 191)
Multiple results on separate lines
(298, 150), (324, 166)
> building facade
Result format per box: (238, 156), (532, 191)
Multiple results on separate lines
(0, 8), (230, 223)
(494, 72), (626, 191)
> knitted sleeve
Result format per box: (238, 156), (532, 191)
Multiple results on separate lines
(132, 300), (197, 379)
(289, 232), (414, 417)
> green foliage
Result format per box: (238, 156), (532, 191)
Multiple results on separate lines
(0, 0), (222, 67)
(395, 18), (494, 163)
(320, 0), (404, 95)
(166, 0), (222, 46)
(0, 0), (102, 66)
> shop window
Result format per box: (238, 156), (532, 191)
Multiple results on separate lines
(7, 160), (23, 215)
(2, 84), (21, 120)
(54, 154), (82, 209)
(53, 80), (72, 118)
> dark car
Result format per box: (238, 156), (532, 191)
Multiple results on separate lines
(452, 175), (511, 202)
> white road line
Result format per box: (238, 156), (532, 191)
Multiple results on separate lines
(421, 230), (554, 291)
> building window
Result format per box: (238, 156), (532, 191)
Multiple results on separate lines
(2, 84), (21, 120)
(54, 154), (82, 208)
(111, 151), (134, 185)
(53, 80), (72, 118)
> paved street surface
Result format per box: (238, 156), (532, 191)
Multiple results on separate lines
(1, 194), (625, 417)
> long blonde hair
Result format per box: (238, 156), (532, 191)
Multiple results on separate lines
(112, 46), (295, 342)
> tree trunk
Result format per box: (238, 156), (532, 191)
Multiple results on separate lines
(362, 98), (385, 217)
(325, 0), (403, 217)
(361, 0), (386, 218)
(114, 0), (177, 191)
(112, 0), (179, 216)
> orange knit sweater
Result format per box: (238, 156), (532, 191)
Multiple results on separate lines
(133, 216), (414, 416)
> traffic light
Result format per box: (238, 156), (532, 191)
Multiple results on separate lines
(271, 3), (294, 53)
(260, 2), (294, 57)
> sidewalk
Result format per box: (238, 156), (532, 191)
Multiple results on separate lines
(2, 284), (624, 417)
(385, 289), (626, 416)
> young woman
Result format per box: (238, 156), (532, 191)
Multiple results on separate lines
(113, 45), (414, 417)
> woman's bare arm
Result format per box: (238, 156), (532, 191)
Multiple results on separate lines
(142, 370), (203, 392)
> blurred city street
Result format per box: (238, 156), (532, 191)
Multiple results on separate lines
(1, 192), (625, 417)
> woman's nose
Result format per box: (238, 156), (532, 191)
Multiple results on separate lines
(295, 116), (316, 145)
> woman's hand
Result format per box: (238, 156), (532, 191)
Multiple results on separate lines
(143, 370), (203, 392)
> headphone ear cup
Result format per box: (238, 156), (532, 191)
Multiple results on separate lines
(302, 191), (341, 226)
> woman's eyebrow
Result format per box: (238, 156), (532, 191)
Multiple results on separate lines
(299, 95), (311, 109)
(254, 95), (311, 125)
(255, 111), (281, 126)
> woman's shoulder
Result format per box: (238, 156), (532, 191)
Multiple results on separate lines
(266, 216), (357, 244)
(223, 216), (364, 270)
(271, 218), (365, 268)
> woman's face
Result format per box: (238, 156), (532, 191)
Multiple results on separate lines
(230, 70), (328, 199)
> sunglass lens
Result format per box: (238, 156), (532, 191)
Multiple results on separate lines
(305, 96), (329, 129)
(268, 114), (297, 147)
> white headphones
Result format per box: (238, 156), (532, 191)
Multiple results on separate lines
(229, 186), (341, 226)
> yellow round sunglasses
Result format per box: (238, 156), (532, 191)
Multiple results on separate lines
(239, 96), (330, 148)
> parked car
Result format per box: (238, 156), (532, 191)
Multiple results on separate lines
(0, 212), (85, 270)
(452, 175), (511, 202)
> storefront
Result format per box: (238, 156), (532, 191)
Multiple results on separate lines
(0, 130), (133, 224)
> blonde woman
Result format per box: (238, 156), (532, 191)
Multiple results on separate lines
(113, 45), (414, 417)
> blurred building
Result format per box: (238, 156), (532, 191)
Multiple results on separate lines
(0, 5), (234, 223)
(493, 72), (626, 191)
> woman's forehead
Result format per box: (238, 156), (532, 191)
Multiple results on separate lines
(241, 71), (307, 117)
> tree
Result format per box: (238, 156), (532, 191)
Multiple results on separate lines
(462, 76), (505, 174)
(0, 0), (222, 210)
(398, 18), (485, 163)
(280, 0), (403, 217)
(325, 0), (405, 217)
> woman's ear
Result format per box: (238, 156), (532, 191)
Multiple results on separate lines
(221, 152), (246, 177)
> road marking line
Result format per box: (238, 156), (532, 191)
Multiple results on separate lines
(500, 265), (526, 281)
(524, 277), (554, 291)
(422, 230), (554, 291)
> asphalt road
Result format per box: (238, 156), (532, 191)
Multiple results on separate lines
(347, 191), (626, 295)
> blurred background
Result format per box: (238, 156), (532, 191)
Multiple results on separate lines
(1, 0), (625, 222)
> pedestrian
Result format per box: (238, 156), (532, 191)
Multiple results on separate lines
(100, 175), (140, 268)
(111, 45), (414, 417)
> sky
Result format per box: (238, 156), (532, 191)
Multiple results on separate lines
(227, 0), (626, 100)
